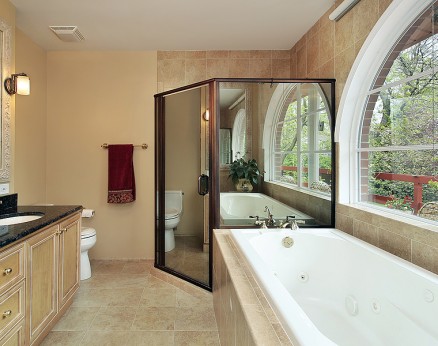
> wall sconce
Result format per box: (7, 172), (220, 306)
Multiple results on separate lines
(4, 73), (30, 95)
(203, 109), (210, 121)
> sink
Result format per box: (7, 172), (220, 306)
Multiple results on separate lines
(0, 213), (44, 226)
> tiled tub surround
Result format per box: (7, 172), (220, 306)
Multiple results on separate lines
(336, 203), (438, 276)
(213, 229), (293, 346)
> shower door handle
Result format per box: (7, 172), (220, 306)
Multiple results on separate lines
(198, 174), (209, 196)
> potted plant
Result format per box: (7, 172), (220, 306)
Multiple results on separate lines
(228, 158), (262, 192)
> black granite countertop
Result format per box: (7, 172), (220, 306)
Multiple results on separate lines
(0, 205), (83, 248)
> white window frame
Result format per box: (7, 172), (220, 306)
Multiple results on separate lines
(263, 83), (331, 193)
(334, 0), (433, 205)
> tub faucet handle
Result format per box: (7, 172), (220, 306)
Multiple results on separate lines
(255, 219), (267, 228)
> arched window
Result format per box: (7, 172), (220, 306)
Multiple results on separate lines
(360, 2), (438, 219)
(336, 0), (438, 222)
(263, 83), (332, 195)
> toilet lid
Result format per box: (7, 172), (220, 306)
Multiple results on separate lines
(81, 227), (96, 238)
(165, 208), (179, 219)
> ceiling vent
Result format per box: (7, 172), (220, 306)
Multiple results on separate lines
(49, 26), (85, 42)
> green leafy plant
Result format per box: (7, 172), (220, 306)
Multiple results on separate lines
(228, 158), (262, 185)
(385, 195), (413, 211)
(428, 180), (438, 191)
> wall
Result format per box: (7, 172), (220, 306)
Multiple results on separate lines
(15, 29), (47, 204)
(157, 50), (291, 93)
(46, 51), (157, 260)
(290, 0), (393, 107)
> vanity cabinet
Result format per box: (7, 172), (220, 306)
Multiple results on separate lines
(0, 244), (25, 345)
(58, 216), (80, 310)
(26, 224), (58, 345)
(26, 212), (81, 345)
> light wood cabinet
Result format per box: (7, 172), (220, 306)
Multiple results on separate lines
(26, 212), (81, 346)
(58, 216), (80, 309)
(0, 244), (26, 346)
(26, 224), (58, 345)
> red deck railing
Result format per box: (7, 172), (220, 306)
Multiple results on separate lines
(372, 173), (438, 213)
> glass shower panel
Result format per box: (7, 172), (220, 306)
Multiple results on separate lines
(162, 85), (210, 286)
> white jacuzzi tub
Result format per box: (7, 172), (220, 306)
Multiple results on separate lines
(220, 192), (314, 226)
(230, 228), (438, 345)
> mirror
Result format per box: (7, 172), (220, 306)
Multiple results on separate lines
(0, 17), (11, 181)
(218, 79), (335, 228)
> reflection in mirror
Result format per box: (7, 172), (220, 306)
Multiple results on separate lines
(219, 80), (335, 229)
(219, 129), (231, 165)
(0, 17), (11, 181)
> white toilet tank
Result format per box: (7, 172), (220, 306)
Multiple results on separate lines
(165, 191), (183, 215)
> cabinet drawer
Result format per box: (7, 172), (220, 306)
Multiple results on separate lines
(0, 245), (24, 292)
(0, 318), (24, 346)
(0, 282), (25, 338)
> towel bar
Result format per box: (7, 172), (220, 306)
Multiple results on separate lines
(101, 143), (148, 149)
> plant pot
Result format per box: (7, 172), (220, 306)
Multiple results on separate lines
(235, 179), (253, 192)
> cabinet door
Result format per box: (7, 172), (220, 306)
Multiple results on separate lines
(58, 213), (80, 309)
(26, 225), (58, 345)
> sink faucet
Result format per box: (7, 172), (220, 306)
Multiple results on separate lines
(264, 206), (276, 227)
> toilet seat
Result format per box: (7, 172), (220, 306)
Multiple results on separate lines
(81, 227), (96, 239)
(165, 208), (179, 220)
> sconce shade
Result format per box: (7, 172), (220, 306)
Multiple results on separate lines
(16, 75), (30, 95)
(4, 73), (30, 95)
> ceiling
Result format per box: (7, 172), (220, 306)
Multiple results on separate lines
(10, 0), (334, 51)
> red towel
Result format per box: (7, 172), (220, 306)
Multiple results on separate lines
(107, 144), (136, 203)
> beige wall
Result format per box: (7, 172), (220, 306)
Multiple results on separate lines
(46, 51), (157, 259)
(15, 29), (47, 204)
(157, 50), (291, 92)
(290, 0), (393, 106)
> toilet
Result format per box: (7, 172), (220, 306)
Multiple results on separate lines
(80, 227), (97, 280)
(165, 191), (183, 252)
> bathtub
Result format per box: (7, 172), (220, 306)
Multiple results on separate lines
(220, 192), (314, 226)
(230, 228), (438, 346)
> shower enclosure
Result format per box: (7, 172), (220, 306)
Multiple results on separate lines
(155, 78), (336, 291)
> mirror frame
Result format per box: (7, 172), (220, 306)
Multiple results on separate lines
(0, 17), (11, 181)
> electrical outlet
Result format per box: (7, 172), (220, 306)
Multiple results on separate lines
(0, 183), (10, 195)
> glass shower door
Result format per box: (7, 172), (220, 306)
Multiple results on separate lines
(155, 82), (212, 289)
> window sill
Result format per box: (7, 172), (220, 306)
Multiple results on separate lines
(265, 181), (332, 201)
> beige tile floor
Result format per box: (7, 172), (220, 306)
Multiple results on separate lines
(41, 260), (220, 346)
(165, 236), (209, 284)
